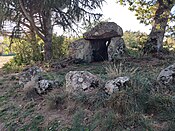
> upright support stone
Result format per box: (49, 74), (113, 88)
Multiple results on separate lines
(69, 39), (93, 63)
(108, 37), (125, 61)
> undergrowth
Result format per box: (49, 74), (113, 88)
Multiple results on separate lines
(1, 56), (175, 130)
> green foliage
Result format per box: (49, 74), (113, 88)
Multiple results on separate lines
(12, 38), (43, 64)
(164, 37), (175, 51)
(0, 36), (10, 55)
(123, 31), (148, 50)
(1, 56), (175, 130)
(2, 34), (72, 73)
(1, 0), (105, 60)
(52, 34), (71, 59)
(2, 59), (23, 73)
(117, 0), (175, 36)
(123, 31), (148, 57)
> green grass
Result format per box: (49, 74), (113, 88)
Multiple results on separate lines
(1, 54), (175, 130)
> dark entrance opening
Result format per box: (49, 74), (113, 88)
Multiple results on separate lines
(91, 39), (110, 62)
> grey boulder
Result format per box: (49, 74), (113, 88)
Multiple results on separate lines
(104, 76), (130, 95)
(83, 22), (123, 40)
(65, 71), (102, 94)
(157, 63), (175, 85)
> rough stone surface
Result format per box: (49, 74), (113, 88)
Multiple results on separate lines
(157, 63), (175, 85)
(83, 22), (123, 40)
(19, 66), (43, 85)
(65, 71), (101, 94)
(35, 80), (56, 94)
(108, 37), (125, 61)
(23, 75), (58, 94)
(104, 76), (130, 95)
(69, 39), (93, 63)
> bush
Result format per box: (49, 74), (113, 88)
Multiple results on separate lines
(123, 31), (148, 57)
(2, 59), (23, 73)
(2, 35), (73, 73)
(52, 35), (71, 59)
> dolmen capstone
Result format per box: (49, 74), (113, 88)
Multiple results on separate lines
(69, 22), (125, 62)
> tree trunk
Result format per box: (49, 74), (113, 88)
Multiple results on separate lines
(43, 10), (53, 61)
(30, 31), (40, 61)
(44, 33), (52, 61)
(143, 1), (173, 54)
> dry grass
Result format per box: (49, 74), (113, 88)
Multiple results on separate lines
(0, 55), (175, 130)
(0, 56), (13, 68)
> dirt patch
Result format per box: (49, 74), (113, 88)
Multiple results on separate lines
(0, 56), (13, 68)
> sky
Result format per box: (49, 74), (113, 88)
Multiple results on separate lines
(53, 1), (152, 35)
(100, 1), (152, 34)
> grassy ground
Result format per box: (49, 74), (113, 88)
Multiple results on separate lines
(0, 55), (175, 130)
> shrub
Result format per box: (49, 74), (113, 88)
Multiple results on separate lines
(2, 59), (23, 73)
(123, 31), (148, 57)
(52, 35), (71, 59)
(104, 62), (138, 79)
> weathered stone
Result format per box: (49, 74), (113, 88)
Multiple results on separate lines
(65, 71), (102, 94)
(35, 80), (56, 94)
(19, 66), (43, 85)
(23, 75), (58, 95)
(104, 76), (130, 95)
(108, 37), (125, 61)
(69, 39), (93, 63)
(157, 63), (175, 85)
(83, 22), (123, 40)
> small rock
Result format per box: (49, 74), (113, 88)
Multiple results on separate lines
(157, 63), (175, 85)
(105, 76), (130, 95)
(19, 66), (43, 85)
(35, 80), (55, 94)
(23, 75), (58, 95)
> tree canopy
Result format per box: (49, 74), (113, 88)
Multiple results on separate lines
(0, 0), (105, 60)
(118, 0), (175, 53)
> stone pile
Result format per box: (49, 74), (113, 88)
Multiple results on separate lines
(19, 66), (58, 94)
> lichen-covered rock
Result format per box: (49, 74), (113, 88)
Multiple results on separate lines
(83, 22), (123, 40)
(69, 39), (93, 63)
(19, 66), (43, 85)
(157, 63), (175, 85)
(108, 37), (125, 61)
(23, 75), (58, 95)
(65, 71), (102, 94)
(35, 80), (56, 94)
(105, 76), (130, 95)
